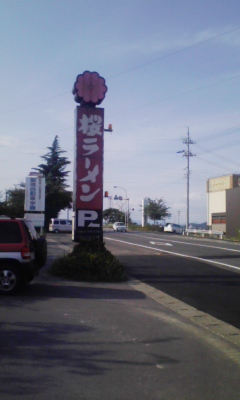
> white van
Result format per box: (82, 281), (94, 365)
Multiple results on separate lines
(164, 223), (183, 234)
(49, 218), (72, 233)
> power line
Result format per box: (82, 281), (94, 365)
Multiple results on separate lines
(198, 136), (240, 153)
(197, 124), (240, 143)
(0, 91), (70, 116)
(1, 26), (240, 117)
(108, 25), (240, 80)
(195, 143), (240, 169)
(196, 155), (235, 172)
(111, 72), (240, 117)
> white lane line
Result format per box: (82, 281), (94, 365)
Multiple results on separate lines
(105, 237), (240, 272)
(127, 232), (240, 253)
(150, 241), (173, 246)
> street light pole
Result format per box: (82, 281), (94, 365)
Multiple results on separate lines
(114, 186), (129, 229)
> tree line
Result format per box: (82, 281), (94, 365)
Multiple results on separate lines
(0, 136), (171, 229)
(103, 198), (171, 225)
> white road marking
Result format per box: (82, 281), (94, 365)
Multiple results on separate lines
(105, 237), (240, 272)
(128, 232), (240, 253)
(150, 241), (172, 246)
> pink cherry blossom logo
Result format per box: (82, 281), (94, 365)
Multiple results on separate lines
(72, 71), (108, 107)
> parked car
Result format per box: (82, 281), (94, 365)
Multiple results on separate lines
(113, 222), (127, 232)
(164, 223), (183, 234)
(0, 217), (47, 294)
(49, 218), (72, 233)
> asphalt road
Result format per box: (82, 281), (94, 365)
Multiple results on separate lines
(105, 230), (240, 271)
(104, 230), (240, 329)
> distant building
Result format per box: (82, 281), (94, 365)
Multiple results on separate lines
(207, 174), (240, 237)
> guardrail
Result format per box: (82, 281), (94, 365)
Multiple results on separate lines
(184, 229), (224, 239)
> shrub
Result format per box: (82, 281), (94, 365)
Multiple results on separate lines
(49, 239), (127, 282)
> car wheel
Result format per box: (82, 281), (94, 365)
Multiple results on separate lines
(0, 265), (22, 295)
(34, 237), (47, 268)
(173, 230), (176, 233)
(54, 229), (59, 233)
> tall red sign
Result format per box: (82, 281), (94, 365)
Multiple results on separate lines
(73, 107), (104, 240)
(72, 71), (107, 241)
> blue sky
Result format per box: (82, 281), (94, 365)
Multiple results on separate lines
(1, 0), (240, 225)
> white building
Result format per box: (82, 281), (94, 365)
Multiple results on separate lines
(207, 174), (240, 237)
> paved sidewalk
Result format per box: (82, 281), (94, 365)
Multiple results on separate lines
(26, 234), (240, 400)
(42, 235), (240, 348)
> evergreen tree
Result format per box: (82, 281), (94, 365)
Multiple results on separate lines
(33, 136), (72, 229)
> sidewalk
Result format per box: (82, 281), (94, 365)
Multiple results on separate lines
(41, 235), (240, 348)
(32, 235), (240, 400)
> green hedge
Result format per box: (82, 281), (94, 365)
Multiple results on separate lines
(49, 239), (127, 282)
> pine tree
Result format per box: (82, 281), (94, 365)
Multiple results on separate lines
(33, 136), (72, 229)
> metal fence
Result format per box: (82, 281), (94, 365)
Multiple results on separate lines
(184, 229), (223, 239)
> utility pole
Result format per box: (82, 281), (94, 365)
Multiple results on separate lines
(177, 210), (180, 225)
(177, 127), (196, 229)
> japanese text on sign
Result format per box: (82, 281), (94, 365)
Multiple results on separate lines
(75, 108), (104, 210)
(24, 176), (45, 212)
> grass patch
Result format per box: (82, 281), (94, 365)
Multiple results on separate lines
(49, 239), (128, 282)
